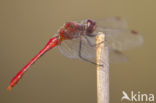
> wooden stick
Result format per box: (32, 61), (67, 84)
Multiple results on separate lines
(96, 32), (109, 103)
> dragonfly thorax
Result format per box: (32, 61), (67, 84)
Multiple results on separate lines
(58, 19), (96, 40)
(59, 22), (85, 40)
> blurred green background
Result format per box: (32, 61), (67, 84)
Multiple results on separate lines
(0, 0), (156, 103)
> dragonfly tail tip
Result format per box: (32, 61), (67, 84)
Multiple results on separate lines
(7, 85), (12, 91)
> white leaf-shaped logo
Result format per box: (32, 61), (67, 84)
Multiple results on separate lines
(121, 91), (131, 101)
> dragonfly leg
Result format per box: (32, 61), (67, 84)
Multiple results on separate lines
(84, 36), (104, 47)
(86, 33), (97, 37)
(78, 38), (97, 65)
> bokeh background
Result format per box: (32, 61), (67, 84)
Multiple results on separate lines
(0, 0), (156, 103)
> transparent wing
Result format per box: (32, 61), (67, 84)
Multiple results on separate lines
(58, 38), (80, 59)
(96, 28), (143, 51)
(95, 16), (143, 51)
(58, 36), (96, 60)
(80, 36), (96, 60)
(58, 34), (130, 63)
(96, 16), (128, 29)
(109, 49), (128, 63)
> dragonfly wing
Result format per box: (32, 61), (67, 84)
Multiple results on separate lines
(96, 28), (143, 51)
(58, 36), (96, 60)
(96, 17), (128, 29)
(80, 36), (96, 59)
(58, 38), (80, 59)
(109, 49), (128, 63)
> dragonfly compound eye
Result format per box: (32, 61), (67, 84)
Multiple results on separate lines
(86, 19), (96, 33)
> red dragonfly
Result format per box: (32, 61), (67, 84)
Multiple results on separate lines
(8, 17), (143, 90)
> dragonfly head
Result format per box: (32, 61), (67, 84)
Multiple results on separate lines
(86, 19), (96, 33)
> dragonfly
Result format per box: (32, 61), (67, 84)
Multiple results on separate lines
(8, 17), (143, 90)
